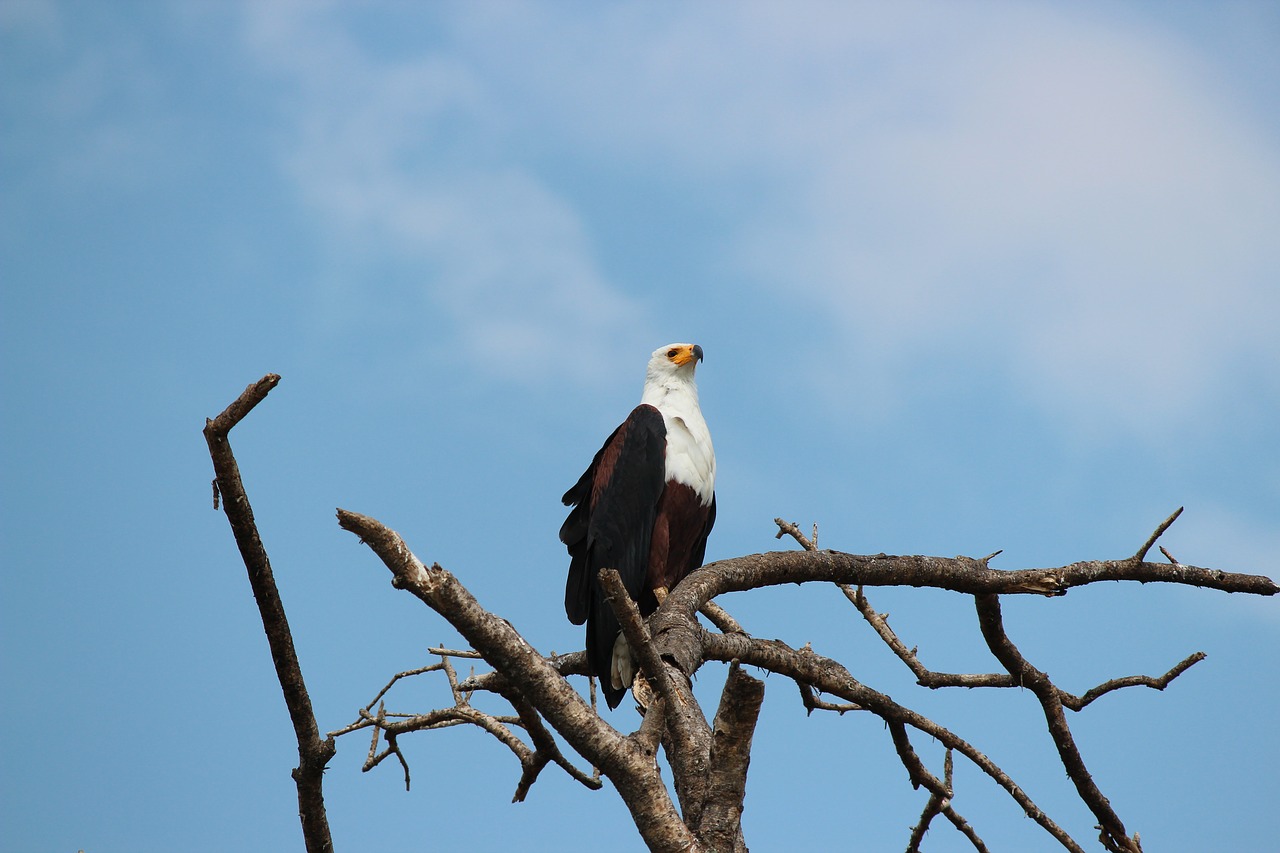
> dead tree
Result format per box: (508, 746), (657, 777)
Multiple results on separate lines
(207, 375), (1278, 853)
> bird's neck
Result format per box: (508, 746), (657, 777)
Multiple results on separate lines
(641, 376), (699, 413)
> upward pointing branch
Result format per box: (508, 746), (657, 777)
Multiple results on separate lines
(1134, 507), (1183, 563)
(204, 375), (336, 853)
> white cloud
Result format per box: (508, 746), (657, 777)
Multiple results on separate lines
(2, 2), (180, 197)
(464, 1), (1279, 431)
(712, 5), (1280, 431)
(238, 1), (649, 384)
(237, 1), (1279, 422)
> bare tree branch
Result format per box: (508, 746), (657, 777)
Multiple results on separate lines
(336, 509), (703, 853)
(1064, 652), (1206, 711)
(1134, 506), (1183, 563)
(699, 629), (1087, 852)
(699, 599), (745, 634)
(597, 564), (722, 831)
(670, 548), (1278, 606)
(594, 568), (723, 832)
(457, 651), (588, 695)
(337, 506), (1271, 852)
(905, 743), (950, 853)
(797, 678), (864, 715)
(774, 517), (817, 550)
(974, 593), (1141, 853)
(598, 568), (684, 716)
(203, 375), (335, 853)
(835, 580), (1206, 706)
(699, 662), (764, 853)
(209, 379), (1277, 853)
(333, 650), (601, 802)
(783, 520), (1012, 690)
(908, 749), (990, 853)
(841, 583), (1016, 688)
(888, 719), (948, 796)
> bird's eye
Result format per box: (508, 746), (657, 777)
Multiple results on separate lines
(667, 348), (679, 358)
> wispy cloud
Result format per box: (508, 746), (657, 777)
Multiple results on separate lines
(237, 2), (1279, 424)
(708, 5), (1280, 432)
(2, 2), (180, 198)
(238, 2), (649, 384)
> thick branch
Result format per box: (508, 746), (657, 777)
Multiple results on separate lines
(598, 568), (684, 715)
(204, 375), (335, 853)
(699, 662), (764, 853)
(337, 509), (701, 853)
(596, 567), (717, 831)
(666, 551), (1277, 614)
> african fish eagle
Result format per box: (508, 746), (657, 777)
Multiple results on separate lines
(560, 343), (717, 709)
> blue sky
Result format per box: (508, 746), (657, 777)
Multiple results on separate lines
(2, 1), (1278, 851)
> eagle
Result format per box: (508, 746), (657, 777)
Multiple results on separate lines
(560, 343), (717, 709)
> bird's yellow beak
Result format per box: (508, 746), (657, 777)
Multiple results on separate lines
(671, 344), (704, 367)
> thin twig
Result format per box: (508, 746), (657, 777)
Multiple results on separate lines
(797, 680), (863, 715)
(337, 650), (602, 799)
(699, 600), (744, 634)
(1134, 507), (1184, 563)
(840, 583), (1015, 689)
(427, 646), (485, 659)
(939, 751), (989, 852)
(775, 518), (818, 551)
(1065, 652), (1206, 710)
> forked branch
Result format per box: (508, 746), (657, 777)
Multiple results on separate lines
(975, 593), (1141, 853)
(336, 509), (702, 853)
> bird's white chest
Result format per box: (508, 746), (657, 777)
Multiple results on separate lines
(661, 410), (716, 505)
(642, 378), (716, 505)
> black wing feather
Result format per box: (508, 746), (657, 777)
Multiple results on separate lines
(559, 404), (667, 708)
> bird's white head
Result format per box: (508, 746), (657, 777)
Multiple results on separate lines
(642, 342), (704, 408)
(646, 342), (702, 381)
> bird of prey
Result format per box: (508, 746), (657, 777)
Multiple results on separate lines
(560, 343), (717, 709)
